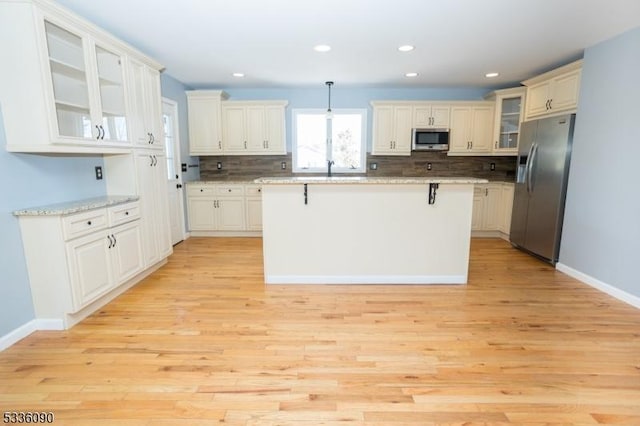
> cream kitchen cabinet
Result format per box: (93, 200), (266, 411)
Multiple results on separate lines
(187, 90), (229, 155)
(16, 199), (143, 328)
(0, 0), (162, 154)
(448, 103), (494, 155)
(134, 151), (172, 266)
(187, 184), (246, 231)
(485, 87), (526, 155)
(413, 104), (450, 128)
(371, 103), (413, 155)
(245, 184), (263, 231)
(221, 101), (287, 155)
(472, 182), (514, 238)
(127, 58), (164, 150)
(523, 60), (582, 120)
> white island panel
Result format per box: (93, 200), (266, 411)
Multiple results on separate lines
(261, 181), (478, 284)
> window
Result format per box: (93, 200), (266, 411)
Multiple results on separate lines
(292, 109), (367, 173)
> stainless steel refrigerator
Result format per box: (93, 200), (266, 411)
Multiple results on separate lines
(510, 113), (575, 264)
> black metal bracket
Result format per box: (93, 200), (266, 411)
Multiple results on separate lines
(428, 183), (439, 205)
(304, 183), (308, 205)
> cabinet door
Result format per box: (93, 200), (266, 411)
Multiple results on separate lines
(246, 105), (266, 152)
(188, 198), (217, 230)
(66, 231), (112, 311)
(469, 106), (493, 153)
(264, 105), (286, 154)
(144, 67), (164, 150)
(246, 198), (263, 231)
(393, 106), (413, 154)
(188, 96), (223, 154)
(551, 70), (580, 112)
(431, 106), (450, 128)
(500, 184), (514, 235)
(109, 221), (143, 285)
(449, 107), (471, 153)
(525, 81), (551, 119)
(93, 43), (128, 144)
(413, 106), (431, 128)
(127, 58), (149, 146)
(493, 95), (523, 153)
(128, 60), (162, 149)
(222, 105), (247, 152)
(43, 20), (96, 141)
(217, 198), (246, 231)
(371, 106), (395, 154)
(471, 188), (485, 231)
(483, 185), (502, 231)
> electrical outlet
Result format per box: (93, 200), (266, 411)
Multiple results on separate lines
(95, 166), (103, 180)
(217, 162), (222, 170)
(370, 162), (378, 170)
(281, 162), (287, 170)
(181, 163), (187, 172)
(490, 162), (496, 171)
(427, 163), (432, 171)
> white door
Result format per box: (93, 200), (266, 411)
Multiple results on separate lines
(162, 98), (186, 245)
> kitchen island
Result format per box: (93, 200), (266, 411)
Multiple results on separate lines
(255, 176), (488, 284)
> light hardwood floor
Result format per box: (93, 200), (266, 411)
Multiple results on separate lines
(1, 237), (639, 425)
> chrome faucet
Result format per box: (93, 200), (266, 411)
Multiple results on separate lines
(327, 160), (335, 177)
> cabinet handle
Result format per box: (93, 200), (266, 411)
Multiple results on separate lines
(244, 141), (247, 149)
(470, 141), (473, 149)
(266, 140), (269, 148)
(147, 132), (152, 144)
(495, 141), (498, 149)
(99, 125), (105, 140)
(549, 99), (553, 109)
(95, 125), (100, 140)
(389, 141), (393, 149)
(150, 133), (155, 144)
(485, 188), (488, 196)
(107, 235), (112, 249)
(218, 141), (222, 150)
(112, 234), (116, 247)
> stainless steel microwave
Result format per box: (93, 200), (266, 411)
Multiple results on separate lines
(412, 128), (449, 151)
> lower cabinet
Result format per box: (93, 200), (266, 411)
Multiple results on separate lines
(17, 201), (144, 327)
(187, 182), (262, 233)
(472, 182), (514, 237)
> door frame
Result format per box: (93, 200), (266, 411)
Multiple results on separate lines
(162, 97), (187, 244)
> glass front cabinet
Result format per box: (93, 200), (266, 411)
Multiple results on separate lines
(486, 87), (526, 155)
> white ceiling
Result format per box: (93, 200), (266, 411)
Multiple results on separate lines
(55, 0), (640, 89)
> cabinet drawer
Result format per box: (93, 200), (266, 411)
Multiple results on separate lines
(216, 185), (244, 196)
(245, 185), (262, 197)
(62, 209), (108, 241)
(187, 185), (217, 197)
(108, 201), (141, 227)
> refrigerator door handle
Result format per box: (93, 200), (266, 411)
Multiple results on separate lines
(527, 143), (539, 193)
(524, 142), (535, 192)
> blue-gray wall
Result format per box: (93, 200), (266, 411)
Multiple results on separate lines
(560, 27), (640, 298)
(211, 87), (489, 152)
(0, 104), (107, 336)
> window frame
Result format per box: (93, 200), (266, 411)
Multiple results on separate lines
(292, 108), (367, 174)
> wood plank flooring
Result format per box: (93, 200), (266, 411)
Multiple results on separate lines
(1, 237), (639, 425)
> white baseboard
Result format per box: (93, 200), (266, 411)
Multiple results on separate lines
(265, 274), (467, 285)
(0, 318), (64, 352)
(556, 263), (640, 309)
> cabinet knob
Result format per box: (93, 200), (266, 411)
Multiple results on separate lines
(200, 189), (204, 192)
(258, 189), (261, 193)
(228, 189), (231, 192)
(87, 221), (92, 226)
(125, 211), (129, 216)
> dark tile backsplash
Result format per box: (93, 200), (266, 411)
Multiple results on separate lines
(199, 152), (516, 181)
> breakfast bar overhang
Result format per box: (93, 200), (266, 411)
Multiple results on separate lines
(255, 176), (488, 285)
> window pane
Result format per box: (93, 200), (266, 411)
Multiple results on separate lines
(331, 114), (362, 169)
(163, 114), (175, 179)
(296, 114), (327, 169)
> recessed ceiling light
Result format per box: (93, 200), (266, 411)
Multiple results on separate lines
(485, 72), (499, 78)
(314, 44), (331, 52)
(405, 72), (419, 78)
(398, 45), (415, 52)
(232, 73), (245, 78)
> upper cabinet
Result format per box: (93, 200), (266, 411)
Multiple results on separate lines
(221, 101), (287, 155)
(413, 104), (450, 128)
(187, 90), (229, 155)
(522, 60), (582, 120)
(485, 87), (526, 155)
(0, 0), (163, 153)
(371, 103), (413, 156)
(448, 103), (494, 155)
(127, 58), (164, 150)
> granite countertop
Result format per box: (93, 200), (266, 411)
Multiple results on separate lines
(13, 195), (139, 216)
(188, 180), (258, 185)
(254, 176), (489, 185)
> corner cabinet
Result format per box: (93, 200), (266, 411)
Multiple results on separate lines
(371, 103), (413, 155)
(0, 0), (162, 154)
(485, 87), (526, 155)
(522, 60), (582, 120)
(472, 182), (514, 239)
(448, 103), (494, 155)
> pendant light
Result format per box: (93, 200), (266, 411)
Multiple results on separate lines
(325, 81), (333, 119)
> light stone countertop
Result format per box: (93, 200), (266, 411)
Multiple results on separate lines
(188, 180), (259, 185)
(13, 195), (139, 216)
(254, 176), (489, 185)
